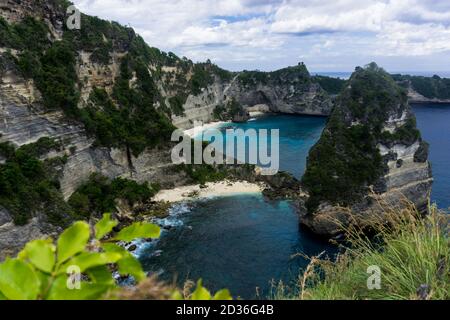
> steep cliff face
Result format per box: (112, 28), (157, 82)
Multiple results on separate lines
(227, 64), (333, 116)
(300, 63), (433, 237)
(171, 64), (332, 129)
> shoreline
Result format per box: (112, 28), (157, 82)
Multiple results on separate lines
(153, 180), (265, 203)
(183, 121), (230, 138)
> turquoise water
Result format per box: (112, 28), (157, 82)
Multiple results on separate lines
(197, 114), (326, 178)
(140, 108), (449, 298)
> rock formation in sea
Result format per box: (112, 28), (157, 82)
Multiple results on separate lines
(300, 63), (433, 237)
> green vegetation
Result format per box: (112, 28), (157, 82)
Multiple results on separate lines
(0, 138), (73, 226)
(168, 96), (186, 116)
(0, 215), (159, 299)
(35, 41), (80, 116)
(191, 63), (214, 95)
(0, 138), (160, 226)
(273, 205), (449, 300)
(81, 55), (175, 156)
(302, 114), (385, 212)
(212, 98), (243, 121)
(68, 173), (160, 218)
(270, 63), (310, 82)
(380, 117), (421, 146)
(176, 164), (228, 186)
(302, 63), (415, 212)
(0, 214), (232, 300)
(393, 74), (450, 100)
(238, 63), (310, 87)
(312, 75), (347, 95)
(0, 16), (50, 51)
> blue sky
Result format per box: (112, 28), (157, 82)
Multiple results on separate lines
(72, 0), (450, 74)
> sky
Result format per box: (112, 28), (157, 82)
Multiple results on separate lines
(71, 0), (450, 74)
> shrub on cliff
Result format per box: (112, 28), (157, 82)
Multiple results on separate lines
(68, 173), (160, 218)
(0, 139), (73, 226)
(273, 204), (448, 300)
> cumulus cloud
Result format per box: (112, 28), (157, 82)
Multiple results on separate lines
(71, 0), (450, 71)
(271, 0), (450, 56)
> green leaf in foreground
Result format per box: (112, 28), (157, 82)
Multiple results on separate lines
(57, 221), (90, 264)
(95, 213), (118, 240)
(117, 254), (146, 282)
(102, 243), (146, 281)
(21, 239), (56, 273)
(113, 222), (160, 242)
(46, 275), (110, 300)
(191, 280), (212, 300)
(0, 259), (40, 300)
(213, 289), (232, 300)
(58, 252), (122, 274)
(86, 265), (115, 285)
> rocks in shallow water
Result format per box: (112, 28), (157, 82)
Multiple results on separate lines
(128, 244), (137, 252)
(232, 110), (250, 123)
(261, 171), (302, 200)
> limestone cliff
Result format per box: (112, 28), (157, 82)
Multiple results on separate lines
(171, 64), (332, 129)
(300, 63), (433, 237)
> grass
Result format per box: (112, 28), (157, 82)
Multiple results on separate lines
(271, 202), (449, 300)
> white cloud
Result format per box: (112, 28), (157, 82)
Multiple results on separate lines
(270, 0), (450, 57)
(71, 0), (450, 71)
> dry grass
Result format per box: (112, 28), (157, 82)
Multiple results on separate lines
(112, 276), (177, 300)
(272, 201), (449, 300)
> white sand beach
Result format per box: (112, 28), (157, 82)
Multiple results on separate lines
(183, 121), (230, 138)
(153, 180), (264, 203)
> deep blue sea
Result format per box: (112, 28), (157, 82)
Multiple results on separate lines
(413, 104), (450, 210)
(140, 106), (449, 298)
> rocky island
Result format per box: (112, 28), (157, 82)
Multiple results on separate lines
(300, 63), (433, 237)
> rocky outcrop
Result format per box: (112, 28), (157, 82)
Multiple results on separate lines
(300, 63), (433, 237)
(171, 64), (333, 129)
(226, 64), (333, 117)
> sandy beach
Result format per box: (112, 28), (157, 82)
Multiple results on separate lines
(183, 121), (230, 138)
(153, 180), (264, 203)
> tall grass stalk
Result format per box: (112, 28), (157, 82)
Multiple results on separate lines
(274, 202), (449, 300)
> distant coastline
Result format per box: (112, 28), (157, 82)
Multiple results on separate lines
(313, 71), (450, 79)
